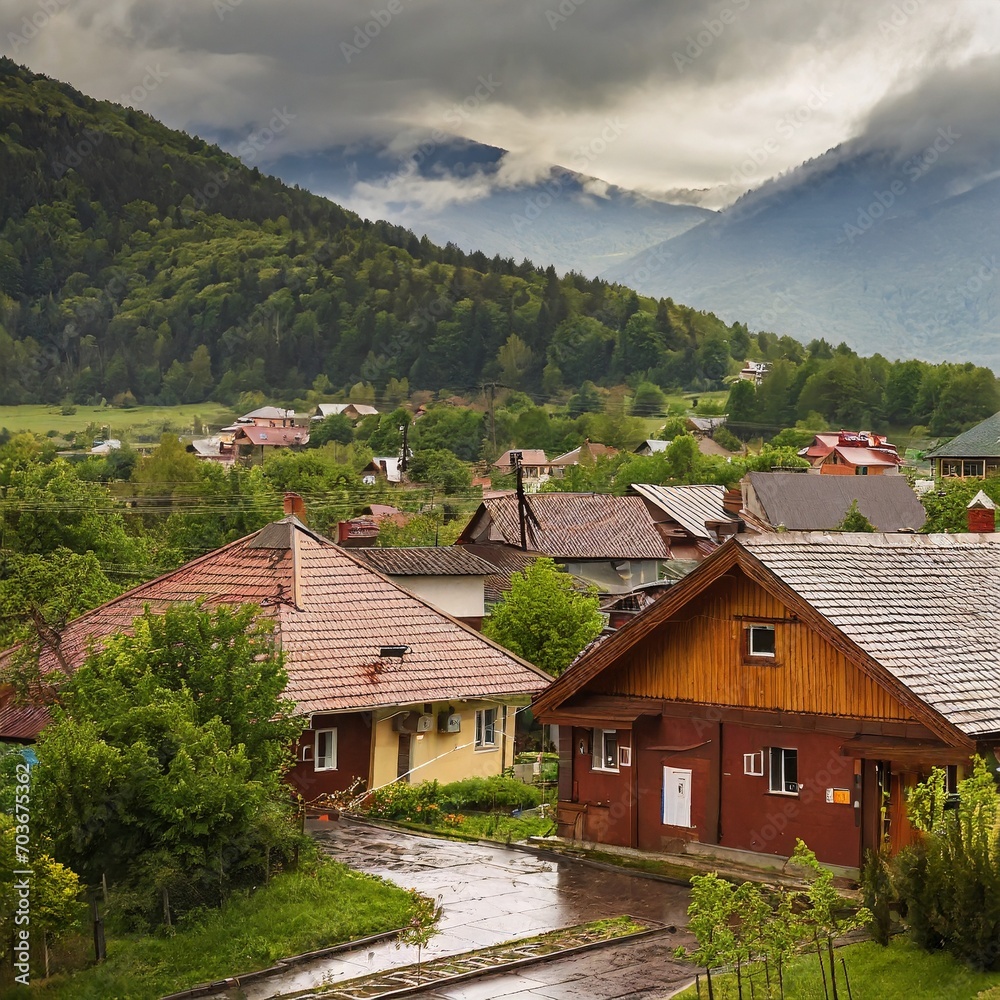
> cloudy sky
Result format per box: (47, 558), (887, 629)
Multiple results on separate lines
(5, 0), (1000, 207)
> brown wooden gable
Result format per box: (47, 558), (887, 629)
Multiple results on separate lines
(581, 566), (915, 723)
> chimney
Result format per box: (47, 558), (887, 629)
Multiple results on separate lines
(967, 490), (996, 533)
(284, 492), (307, 521)
(723, 487), (743, 516)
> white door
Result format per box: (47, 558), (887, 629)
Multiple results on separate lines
(662, 766), (693, 828)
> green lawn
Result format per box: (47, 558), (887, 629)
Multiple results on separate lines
(0, 403), (237, 443)
(675, 938), (1000, 1000)
(16, 860), (414, 1000)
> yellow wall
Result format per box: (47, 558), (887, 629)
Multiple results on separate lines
(370, 699), (524, 790)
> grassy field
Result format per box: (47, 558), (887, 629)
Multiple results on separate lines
(0, 403), (238, 443)
(675, 937), (1000, 1000)
(14, 860), (414, 1000)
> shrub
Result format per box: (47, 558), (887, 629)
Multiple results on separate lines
(713, 426), (743, 452)
(439, 776), (541, 812)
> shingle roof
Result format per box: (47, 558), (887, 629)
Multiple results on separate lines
(632, 483), (739, 540)
(493, 449), (549, 471)
(743, 532), (1000, 736)
(0, 518), (549, 739)
(458, 493), (670, 560)
(356, 547), (496, 577)
(925, 411), (1000, 459)
(234, 427), (309, 446)
(745, 472), (927, 532)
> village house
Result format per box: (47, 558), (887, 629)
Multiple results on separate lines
(313, 402), (380, 422)
(739, 471), (927, 532)
(533, 529), (1000, 872)
(455, 492), (671, 597)
(633, 439), (671, 457)
(492, 449), (551, 488)
(548, 441), (618, 477)
(798, 431), (902, 475)
(0, 508), (550, 800)
(925, 410), (1000, 479)
(632, 483), (744, 562)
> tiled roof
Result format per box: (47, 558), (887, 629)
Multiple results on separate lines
(742, 532), (1000, 736)
(356, 547), (496, 577)
(458, 493), (670, 560)
(234, 427), (309, 446)
(925, 411), (1000, 459)
(745, 472), (927, 532)
(493, 449), (549, 471)
(0, 518), (549, 739)
(632, 483), (739, 541)
(549, 442), (618, 466)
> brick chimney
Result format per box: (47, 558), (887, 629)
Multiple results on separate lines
(967, 490), (996, 533)
(283, 492), (307, 521)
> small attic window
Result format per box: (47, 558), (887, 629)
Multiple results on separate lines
(744, 624), (776, 660)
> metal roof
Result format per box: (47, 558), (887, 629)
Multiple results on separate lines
(925, 411), (1000, 459)
(631, 483), (739, 540)
(744, 472), (927, 532)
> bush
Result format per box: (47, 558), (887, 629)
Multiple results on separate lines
(713, 426), (743, 452)
(439, 776), (541, 812)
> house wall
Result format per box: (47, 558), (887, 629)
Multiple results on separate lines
(586, 571), (914, 722)
(286, 711), (373, 801)
(560, 559), (662, 595)
(370, 700), (519, 790)
(567, 725), (635, 846)
(387, 575), (485, 618)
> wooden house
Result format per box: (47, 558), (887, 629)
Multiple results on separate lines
(533, 532), (1000, 872)
(0, 510), (550, 801)
(925, 410), (1000, 479)
(798, 431), (902, 476)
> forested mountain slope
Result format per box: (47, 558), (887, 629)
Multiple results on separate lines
(0, 58), (735, 406)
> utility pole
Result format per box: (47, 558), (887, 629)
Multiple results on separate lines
(399, 419), (409, 473)
(512, 451), (540, 551)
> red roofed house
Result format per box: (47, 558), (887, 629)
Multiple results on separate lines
(0, 511), (550, 802)
(533, 532), (1000, 873)
(799, 431), (902, 476)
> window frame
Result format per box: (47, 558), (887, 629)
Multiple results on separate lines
(744, 623), (776, 662)
(314, 728), (338, 771)
(768, 747), (799, 796)
(475, 707), (497, 750)
(592, 728), (620, 772)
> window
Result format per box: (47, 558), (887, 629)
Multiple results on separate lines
(855, 466), (868, 476)
(475, 708), (497, 748)
(768, 747), (798, 795)
(941, 459), (961, 478)
(315, 729), (337, 771)
(744, 751), (764, 776)
(592, 729), (619, 771)
(964, 460), (985, 478)
(745, 624), (776, 659)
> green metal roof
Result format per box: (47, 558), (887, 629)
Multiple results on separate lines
(925, 410), (1000, 459)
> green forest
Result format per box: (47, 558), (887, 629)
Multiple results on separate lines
(1, 57), (998, 440)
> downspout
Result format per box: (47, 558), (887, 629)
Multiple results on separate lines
(716, 720), (724, 845)
(500, 705), (508, 775)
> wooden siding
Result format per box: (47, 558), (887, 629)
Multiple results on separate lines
(585, 569), (913, 723)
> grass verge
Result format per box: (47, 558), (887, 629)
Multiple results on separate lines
(380, 811), (556, 845)
(674, 937), (1000, 1000)
(18, 859), (414, 1000)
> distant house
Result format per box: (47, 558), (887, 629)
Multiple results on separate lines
(798, 431), (902, 476)
(355, 546), (496, 622)
(493, 449), (551, 486)
(632, 483), (743, 563)
(234, 406), (300, 427)
(534, 531), (1000, 871)
(186, 435), (236, 464)
(925, 411), (1000, 479)
(231, 424), (309, 462)
(740, 471), (927, 532)
(686, 416), (727, 436)
(633, 439), (671, 456)
(363, 456), (404, 484)
(0, 512), (550, 796)
(549, 441), (618, 477)
(90, 438), (122, 455)
(314, 403), (380, 422)
(456, 492), (669, 595)
(738, 361), (771, 385)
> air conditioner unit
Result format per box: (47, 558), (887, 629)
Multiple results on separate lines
(416, 714), (434, 733)
(438, 711), (461, 733)
(393, 712), (419, 733)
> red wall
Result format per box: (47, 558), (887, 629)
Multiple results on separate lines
(719, 724), (860, 868)
(287, 711), (373, 801)
(570, 726), (634, 846)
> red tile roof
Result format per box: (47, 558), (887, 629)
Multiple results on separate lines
(234, 426), (309, 446)
(0, 518), (549, 738)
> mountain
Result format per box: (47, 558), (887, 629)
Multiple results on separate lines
(0, 58), (736, 405)
(268, 136), (713, 277)
(604, 60), (1000, 369)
